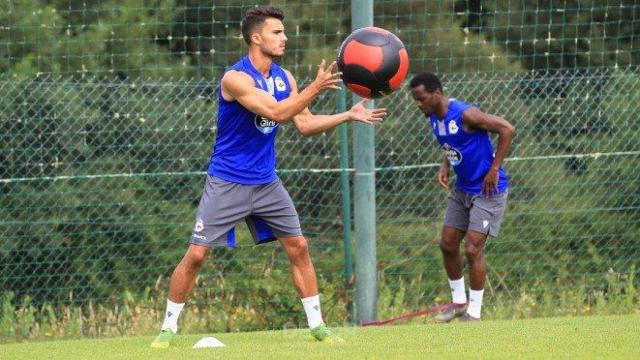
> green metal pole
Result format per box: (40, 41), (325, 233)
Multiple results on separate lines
(351, 0), (377, 324)
(337, 84), (354, 324)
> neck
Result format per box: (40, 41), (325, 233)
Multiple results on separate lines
(435, 97), (449, 119)
(248, 48), (273, 77)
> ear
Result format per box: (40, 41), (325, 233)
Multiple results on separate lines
(251, 32), (261, 45)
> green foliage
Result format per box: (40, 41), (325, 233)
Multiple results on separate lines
(1, 0), (185, 78)
(1, 0), (639, 344)
(457, 0), (640, 70)
(0, 265), (637, 343)
(8, 1), (637, 78)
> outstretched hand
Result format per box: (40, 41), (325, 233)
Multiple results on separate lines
(312, 59), (343, 91)
(348, 98), (387, 124)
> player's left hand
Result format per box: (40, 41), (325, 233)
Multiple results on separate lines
(348, 99), (387, 124)
(482, 168), (499, 195)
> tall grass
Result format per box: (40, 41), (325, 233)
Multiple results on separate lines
(1, 266), (636, 344)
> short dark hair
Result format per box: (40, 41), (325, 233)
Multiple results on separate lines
(241, 6), (285, 45)
(409, 72), (442, 92)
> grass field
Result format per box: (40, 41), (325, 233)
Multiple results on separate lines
(2, 314), (638, 359)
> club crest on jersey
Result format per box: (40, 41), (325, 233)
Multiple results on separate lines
(254, 115), (279, 134)
(275, 76), (287, 92)
(448, 120), (459, 134)
(442, 143), (463, 166)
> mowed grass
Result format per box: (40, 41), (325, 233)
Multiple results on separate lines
(2, 314), (639, 359)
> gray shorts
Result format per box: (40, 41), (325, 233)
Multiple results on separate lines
(444, 188), (508, 237)
(190, 175), (302, 248)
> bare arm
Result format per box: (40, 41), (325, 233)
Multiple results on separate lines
(285, 70), (387, 136)
(462, 107), (516, 194)
(293, 110), (353, 136)
(462, 107), (515, 172)
(437, 154), (450, 191)
(221, 60), (342, 123)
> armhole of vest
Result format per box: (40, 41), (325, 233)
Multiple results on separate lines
(456, 103), (467, 132)
(218, 80), (234, 104)
(219, 67), (254, 104)
(461, 104), (476, 120)
(216, 74), (228, 103)
(459, 104), (479, 134)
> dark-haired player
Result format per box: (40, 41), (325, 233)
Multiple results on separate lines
(151, 6), (386, 347)
(410, 72), (515, 322)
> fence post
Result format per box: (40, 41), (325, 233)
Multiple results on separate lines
(337, 84), (355, 324)
(351, 0), (377, 324)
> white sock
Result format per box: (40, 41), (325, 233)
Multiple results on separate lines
(161, 299), (185, 333)
(301, 295), (324, 329)
(467, 289), (484, 318)
(448, 277), (467, 304)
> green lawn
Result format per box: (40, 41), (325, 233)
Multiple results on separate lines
(2, 315), (639, 359)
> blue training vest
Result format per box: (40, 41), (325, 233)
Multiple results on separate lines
(429, 99), (508, 195)
(208, 56), (292, 184)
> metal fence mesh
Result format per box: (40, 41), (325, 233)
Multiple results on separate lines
(0, 0), (639, 339)
(2, 67), (638, 329)
(3, 1), (638, 77)
(374, 67), (640, 318)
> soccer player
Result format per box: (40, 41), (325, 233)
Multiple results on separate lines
(409, 73), (515, 322)
(150, 6), (386, 348)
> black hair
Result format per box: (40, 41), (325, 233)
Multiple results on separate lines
(241, 6), (285, 45)
(409, 72), (442, 92)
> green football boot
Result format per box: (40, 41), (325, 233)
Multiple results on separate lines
(310, 323), (344, 343)
(150, 328), (176, 349)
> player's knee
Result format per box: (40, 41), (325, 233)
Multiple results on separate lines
(284, 237), (310, 259)
(439, 238), (458, 256)
(464, 243), (483, 262)
(185, 249), (208, 270)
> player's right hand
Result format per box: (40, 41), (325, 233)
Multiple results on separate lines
(438, 167), (450, 191)
(312, 59), (342, 91)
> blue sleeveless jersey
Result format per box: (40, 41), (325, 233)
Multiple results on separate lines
(429, 99), (508, 195)
(208, 56), (292, 184)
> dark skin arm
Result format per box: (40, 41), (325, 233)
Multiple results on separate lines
(462, 107), (516, 195)
(437, 154), (450, 191)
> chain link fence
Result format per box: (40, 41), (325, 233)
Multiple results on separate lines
(1, 67), (638, 335)
(1, 0), (639, 340)
(374, 67), (640, 319)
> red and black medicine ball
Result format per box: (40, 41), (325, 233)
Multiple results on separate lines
(337, 27), (409, 99)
